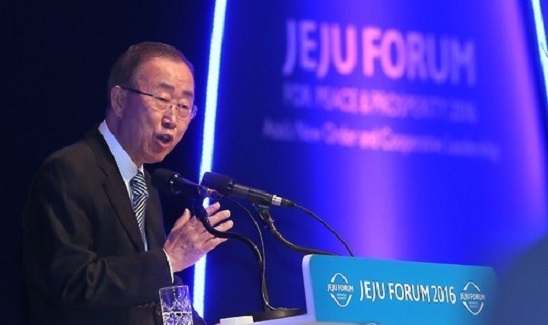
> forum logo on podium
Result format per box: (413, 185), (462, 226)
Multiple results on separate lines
(327, 273), (354, 307)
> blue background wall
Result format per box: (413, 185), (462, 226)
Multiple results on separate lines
(203, 1), (548, 323)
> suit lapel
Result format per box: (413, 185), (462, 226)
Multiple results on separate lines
(85, 129), (145, 251)
(143, 171), (166, 250)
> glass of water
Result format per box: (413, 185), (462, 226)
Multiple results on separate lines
(159, 285), (194, 325)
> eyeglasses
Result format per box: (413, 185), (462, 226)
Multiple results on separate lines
(119, 85), (197, 119)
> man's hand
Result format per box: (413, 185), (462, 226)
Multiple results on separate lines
(163, 202), (233, 272)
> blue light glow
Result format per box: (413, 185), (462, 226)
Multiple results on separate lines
(194, 0), (228, 317)
(532, 0), (548, 102)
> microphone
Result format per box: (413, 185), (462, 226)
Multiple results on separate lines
(152, 168), (220, 200)
(201, 172), (296, 207)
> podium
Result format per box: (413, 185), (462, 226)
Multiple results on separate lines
(253, 255), (497, 325)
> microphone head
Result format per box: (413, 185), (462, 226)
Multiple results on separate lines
(151, 168), (179, 193)
(152, 168), (202, 198)
(201, 172), (233, 196)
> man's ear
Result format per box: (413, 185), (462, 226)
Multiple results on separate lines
(110, 86), (126, 117)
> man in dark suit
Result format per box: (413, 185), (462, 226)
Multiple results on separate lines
(22, 42), (233, 324)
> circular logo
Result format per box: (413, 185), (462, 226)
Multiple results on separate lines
(460, 281), (486, 315)
(327, 273), (354, 307)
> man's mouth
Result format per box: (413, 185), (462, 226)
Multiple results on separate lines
(157, 134), (173, 144)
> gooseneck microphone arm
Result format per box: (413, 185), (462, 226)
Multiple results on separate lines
(219, 198), (276, 311)
(190, 198), (262, 259)
(253, 203), (337, 256)
(188, 197), (277, 313)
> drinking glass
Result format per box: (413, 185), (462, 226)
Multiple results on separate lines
(159, 285), (194, 325)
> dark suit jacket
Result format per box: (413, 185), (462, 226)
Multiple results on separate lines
(22, 128), (205, 325)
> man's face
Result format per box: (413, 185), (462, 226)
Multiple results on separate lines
(116, 57), (195, 166)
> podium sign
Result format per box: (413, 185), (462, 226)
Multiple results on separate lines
(303, 255), (497, 325)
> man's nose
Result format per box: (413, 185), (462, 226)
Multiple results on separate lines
(162, 105), (178, 128)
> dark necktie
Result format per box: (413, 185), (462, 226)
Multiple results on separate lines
(130, 171), (148, 248)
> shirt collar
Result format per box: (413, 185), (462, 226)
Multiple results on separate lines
(98, 121), (144, 183)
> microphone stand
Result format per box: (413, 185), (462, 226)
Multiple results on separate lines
(193, 196), (304, 321)
(250, 203), (339, 322)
